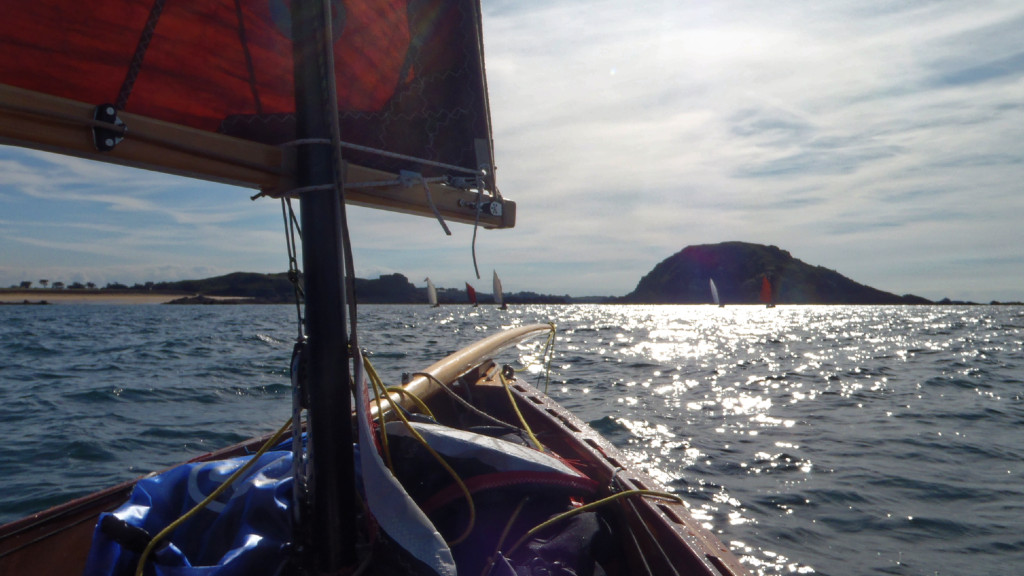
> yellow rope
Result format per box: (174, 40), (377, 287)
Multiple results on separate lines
(479, 497), (531, 576)
(362, 356), (394, 471)
(503, 489), (684, 559)
(498, 368), (543, 451)
(361, 358), (477, 547)
(384, 386), (435, 419)
(135, 418), (294, 576)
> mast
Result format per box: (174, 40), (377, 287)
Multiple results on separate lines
(291, 0), (356, 570)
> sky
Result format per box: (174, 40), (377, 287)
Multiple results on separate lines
(2, 0), (1023, 302)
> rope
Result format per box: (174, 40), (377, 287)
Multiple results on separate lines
(363, 355), (395, 471)
(232, 0), (262, 114)
(280, 198), (304, 340)
(470, 187), (483, 279)
(278, 138), (480, 177)
(498, 368), (542, 451)
(363, 363), (477, 546)
(418, 174), (452, 235)
(134, 418), (294, 576)
(409, 371), (518, 430)
(281, 138), (332, 146)
(501, 489), (685, 560)
(540, 324), (556, 393)
(337, 140), (480, 175)
(384, 386), (435, 419)
(116, 0), (165, 110)
(317, 0), (361, 369)
(396, 170), (451, 235)
(479, 497), (531, 576)
(505, 323), (557, 393)
(345, 176), (448, 189)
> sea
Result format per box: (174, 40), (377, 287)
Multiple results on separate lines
(1, 303), (1022, 576)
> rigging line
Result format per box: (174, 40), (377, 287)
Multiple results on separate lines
(541, 323), (556, 393)
(316, 0), (360, 360)
(479, 497), (531, 576)
(370, 361), (477, 546)
(608, 470), (683, 576)
(618, 509), (657, 576)
(281, 198), (304, 339)
(280, 139), (482, 177)
(281, 138), (332, 146)
(338, 140), (480, 175)
(498, 368), (542, 451)
(289, 343), (308, 539)
(622, 494), (684, 576)
(501, 489), (685, 560)
(383, 386), (435, 420)
(364, 356), (394, 471)
(506, 323), (556, 393)
(345, 176), (448, 189)
(232, 0), (263, 114)
(276, 184), (336, 198)
(409, 371), (518, 431)
(117, 0), (166, 110)
(417, 174), (452, 235)
(470, 186), (483, 279)
(134, 417), (294, 576)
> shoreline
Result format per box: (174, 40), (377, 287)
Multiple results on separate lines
(1, 290), (198, 305)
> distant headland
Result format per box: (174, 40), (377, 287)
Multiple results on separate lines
(621, 241), (930, 305)
(3, 243), (1020, 305)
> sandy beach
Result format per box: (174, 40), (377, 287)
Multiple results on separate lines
(0, 290), (184, 305)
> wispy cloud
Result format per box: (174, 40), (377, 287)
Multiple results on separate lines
(2, 1), (1023, 301)
(0, 149), (283, 286)
(472, 0), (1024, 300)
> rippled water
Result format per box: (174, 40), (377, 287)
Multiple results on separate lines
(2, 304), (1022, 575)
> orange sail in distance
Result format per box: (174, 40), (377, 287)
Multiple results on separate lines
(465, 282), (478, 307)
(760, 276), (776, 308)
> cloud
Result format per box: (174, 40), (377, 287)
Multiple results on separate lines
(3, 1), (1024, 302)
(472, 0), (1024, 300)
(0, 148), (284, 287)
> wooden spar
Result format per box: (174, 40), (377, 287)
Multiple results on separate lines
(291, 0), (355, 570)
(0, 83), (285, 189)
(369, 324), (552, 419)
(0, 83), (515, 229)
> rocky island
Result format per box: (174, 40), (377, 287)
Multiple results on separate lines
(622, 242), (931, 305)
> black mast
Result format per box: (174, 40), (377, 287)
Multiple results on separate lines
(291, 0), (356, 571)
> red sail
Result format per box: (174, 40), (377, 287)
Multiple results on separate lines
(0, 0), (494, 180)
(465, 283), (477, 305)
(760, 276), (773, 304)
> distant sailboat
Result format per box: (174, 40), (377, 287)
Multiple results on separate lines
(425, 277), (439, 307)
(709, 278), (723, 307)
(466, 282), (478, 307)
(493, 270), (507, 309)
(760, 275), (776, 308)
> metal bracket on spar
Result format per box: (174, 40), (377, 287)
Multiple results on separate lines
(458, 198), (503, 218)
(92, 104), (125, 151)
